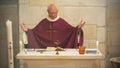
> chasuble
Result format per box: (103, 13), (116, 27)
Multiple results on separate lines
(26, 18), (84, 48)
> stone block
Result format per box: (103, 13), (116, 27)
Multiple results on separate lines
(19, 5), (47, 25)
(0, 15), (18, 35)
(57, 0), (81, 6)
(83, 25), (97, 40)
(0, 26), (6, 35)
(61, 7), (105, 26)
(19, 0), (29, 4)
(57, 0), (106, 7)
(97, 27), (106, 42)
(100, 60), (106, 68)
(29, 0), (57, 6)
(109, 46), (120, 57)
(99, 43), (105, 55)
(0, 5), (18, 14)
(109, 32), (120, 45)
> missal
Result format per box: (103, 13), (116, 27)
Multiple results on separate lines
(46, 47), (65, 51)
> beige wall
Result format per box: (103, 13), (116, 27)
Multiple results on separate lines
(106, 0), (120, 68)
(19, 0), (106, 68)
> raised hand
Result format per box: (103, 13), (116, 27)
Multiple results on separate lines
(20, 23), (28, 31)
(78, 20), (86, 28)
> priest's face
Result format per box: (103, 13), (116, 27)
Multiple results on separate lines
(48, 6), (58, 20)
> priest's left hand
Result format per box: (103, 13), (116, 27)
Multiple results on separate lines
(78, 20), (86, 28)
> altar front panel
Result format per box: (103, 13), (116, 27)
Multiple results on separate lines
(16, 49), (103, 68)
(22, 59), (100, 68)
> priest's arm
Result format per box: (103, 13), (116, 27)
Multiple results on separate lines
(20, 20), (85, 48)
(77, 20), (86, 46)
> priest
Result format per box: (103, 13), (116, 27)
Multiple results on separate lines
(20, 4), (85, 48)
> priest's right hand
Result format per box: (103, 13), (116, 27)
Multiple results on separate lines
(20, 23), (28, 31)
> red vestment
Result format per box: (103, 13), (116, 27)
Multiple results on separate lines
(27, 18), (84, 48)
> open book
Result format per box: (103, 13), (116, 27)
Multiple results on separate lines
(46, 47), (65, 51)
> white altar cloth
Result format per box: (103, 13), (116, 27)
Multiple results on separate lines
(16, 48), (102, 60)
(16, 48), (104, 68)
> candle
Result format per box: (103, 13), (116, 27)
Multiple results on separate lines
(96, 41), (99, 54)
(6, 20), (12, 43)
(19, 40), (23, 52)
(22, 32), (28, 44)
(6, 20), (14, 68)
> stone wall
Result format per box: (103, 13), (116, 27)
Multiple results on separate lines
(106, 0), (120, 68)
(0, 0), (19, 68)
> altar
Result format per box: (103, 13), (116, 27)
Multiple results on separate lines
(16, 48), (103, 68)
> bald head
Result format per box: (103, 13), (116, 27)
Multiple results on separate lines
(47, 4), (58, 19)
(47, 4), (58, 12)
